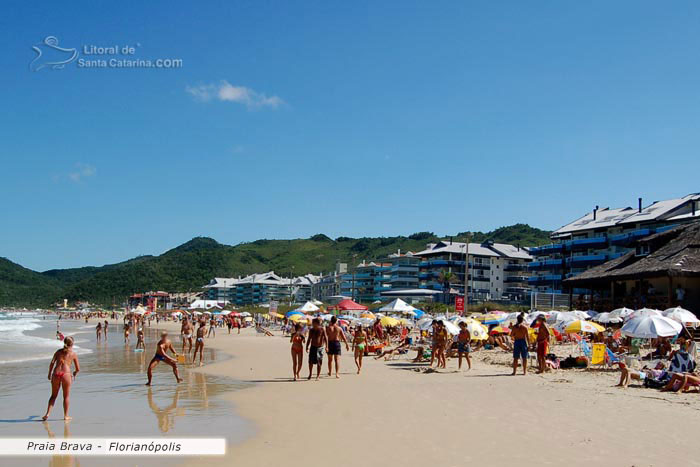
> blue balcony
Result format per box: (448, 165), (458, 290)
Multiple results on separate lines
(528, 259), (564, 270)
(565, 236), (608, 250)
(609, 228), (652, 246)
(504, 275), (529, 283)
(566, 254), (608, 266)
(504, 263), (527, 272)
(528, 275), (562, 285)
(529, 244), (563, 255)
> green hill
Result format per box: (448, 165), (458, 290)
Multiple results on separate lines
(0, 224), (551, 306)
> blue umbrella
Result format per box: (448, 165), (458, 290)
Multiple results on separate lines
(286, 310), (303, 317)
(412, 309), (425, 319)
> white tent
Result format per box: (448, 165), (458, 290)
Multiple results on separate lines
(312, 299), (324, 306)
(188, 300), (224, 310)
(298, 301), (320, 313)
(379, 298), (414, 313)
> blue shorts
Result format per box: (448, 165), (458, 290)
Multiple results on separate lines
(458, 342), (471, 353)
(513, 339), (528, 360)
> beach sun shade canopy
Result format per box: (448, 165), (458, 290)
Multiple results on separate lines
(662, 307), (700, 325)
(336, 299), (368, 311)
(298, 301), (320, 313)
(593, 312), (623, 324)
(285, 310), (304, 317)
(564, 320), (605, 334)
(621, 316), (683, 338)
(379, 298), (414, 313)
(628, 308), (663, 320)
(610, 308), (635, 320)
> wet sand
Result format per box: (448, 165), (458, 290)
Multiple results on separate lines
(0, 318), (251, 467)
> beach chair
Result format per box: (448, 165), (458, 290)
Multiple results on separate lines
(579, 340), (592, 359)
(605, 348), (622, 368)
(590, 343), (606, 367)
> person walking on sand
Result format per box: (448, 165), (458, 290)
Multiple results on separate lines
(535, 315), (551, 374)
(182, 319), (194, 355)
(290, 323), (305, 380)
(43, 336), (80, 421)
(192, 322), (206, 366)
(146, 332), (183, 385)
(96, 322), (102, 342)
(208, 316), (216, 338)
(352, 324), (368, 374)
(511, 314), (530, 376)
(326, 316), (350, 378)
(306, 318), (327, 380)
(457, 321), (472, 371)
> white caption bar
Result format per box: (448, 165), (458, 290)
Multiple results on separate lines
(0, 438), (225, 456)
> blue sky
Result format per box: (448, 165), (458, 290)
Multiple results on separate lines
(2, 1), (700, 271)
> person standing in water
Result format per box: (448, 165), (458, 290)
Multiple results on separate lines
(192, 322), (206, 367)
(352, 324), (368, 374)
(136, 327), (145, 350)
(124, 323), (131, 345)
(290, 323), (305, 380)
(103, 320), (109, 340)
(511, 314), (530, 376)
(326, 316), (349, 379)
(96, 322), (102, 342)
(208, 316), (216, 338)
(146, 332), (182, 385)
(43, 336), (80, 421)
(181, 319), (194, 355)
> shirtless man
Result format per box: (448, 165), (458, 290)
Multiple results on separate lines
(326, 316), (350, 378)
(511, 314), (529, 375)
(208, 317), (216, 338)
(306, 318), (327, 380)
(43, 337), (80, 420)
(535, 316), (551, 374)
(146, 332), (182, 385)
(192, 322), (206, 366)
(181, 319), (194, 355)
(96, 322), (102, 342)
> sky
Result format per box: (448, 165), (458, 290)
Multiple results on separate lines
(2, 1), (700, 271)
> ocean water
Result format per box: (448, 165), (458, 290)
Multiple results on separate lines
(0, 311), (252, 466)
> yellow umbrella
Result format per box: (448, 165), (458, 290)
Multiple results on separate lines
(458, 318), (489, 341)
(361, 313), (376, 319)
(565, 320), (604, 334)
(289, 314), (307, 323)
(380, 316), (400, 327)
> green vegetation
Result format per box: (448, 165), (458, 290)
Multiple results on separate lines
(0, 224), (551, 306)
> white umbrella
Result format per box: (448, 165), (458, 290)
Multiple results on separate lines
(628, 308), (662, 320)
(621, 316), (682, 338)
(239, 311), (252, 317)
(320, 313), (334, 321)
(401, 309), (417, 317)
(441, 320), (460, 335)
(219, 310), (232, 315)
(662, 307), (700, 326)
(610, 307), (634, 320)
(585, 310), (599, 319)
(593, 312), (623, 324)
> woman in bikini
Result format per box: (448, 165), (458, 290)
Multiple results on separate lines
(290, 323), (305, 380)
(43, 336), (80, 421)
(352, 325), (368, 374)
(96, 322), (102, 342)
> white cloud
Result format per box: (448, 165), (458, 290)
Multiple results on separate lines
(67, 163), (96, 182)
(185, 80), (284, 109)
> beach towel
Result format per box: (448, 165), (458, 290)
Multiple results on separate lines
(669, 351), (695, 373)
(591, 344), (606, 365)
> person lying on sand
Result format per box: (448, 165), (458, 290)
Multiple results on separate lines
(146, 332), (182, 385)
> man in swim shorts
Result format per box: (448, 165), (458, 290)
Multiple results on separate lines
(181, 319), (194, 355)
(511, 314), (530, 376)
(306, 318), (327, 380)
(192, 321), (206, 366)
(146, 332), (183, 385)
(326, 316), (350, 378)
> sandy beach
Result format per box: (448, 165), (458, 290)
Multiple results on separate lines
(139, 321), (700, 467)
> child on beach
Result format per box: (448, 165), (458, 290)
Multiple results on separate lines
(43, 336), (80, 421)
(457, 322), (472, 371)
(290, 323), (305, 380)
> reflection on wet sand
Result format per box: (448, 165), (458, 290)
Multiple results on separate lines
(148, 386), (182, 433)
(43, 421), (80, 467)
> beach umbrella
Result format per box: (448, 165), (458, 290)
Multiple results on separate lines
(360, 312), (376, 320)
(320, 313), (334, 321)
(243, 316), (253, 322)
(621, 316), (682, 338)
(401, 309), (417, 317)
(456, 318), (489, 340)
(288, 314), (307, 323)
(411, 308), (425, 319)
(441, 320), (460, 335)
(338, 315), (355, 321)
(380, 316), (400, 327)
(298, 301), (320, 313)
(629, 308), (662, 320)
(478, 313), (507, 325)
(239, 311), (252, 317)
(662, 307), (700, 326)
(563, 320), (605, 334)
(610, 307), (635, 320)
(285, 310), (303, 318)
(490, 326), (511, 335)
(593, 312), (623, 324)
